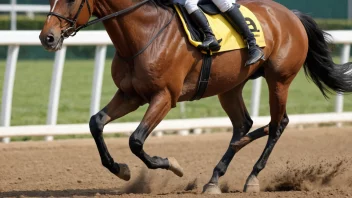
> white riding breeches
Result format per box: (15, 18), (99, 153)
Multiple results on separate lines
(185, 0), (235, 14)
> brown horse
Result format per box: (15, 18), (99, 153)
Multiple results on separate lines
(39, 0), (352, 194)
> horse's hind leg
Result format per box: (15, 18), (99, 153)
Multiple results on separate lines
(203, 84), (269, 194)
(129, 90), (184, 177)
(243, 72), (293, 192)
(90, 90), (143, 181)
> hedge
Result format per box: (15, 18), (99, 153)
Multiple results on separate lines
(314, 18), (352, 30)
(0, 15), (351, 60)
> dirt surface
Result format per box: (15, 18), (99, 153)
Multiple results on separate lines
(1, 127), (352, 198)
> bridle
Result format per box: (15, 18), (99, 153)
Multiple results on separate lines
(48, 0), (93, 38)
(46, 0), (175, 60)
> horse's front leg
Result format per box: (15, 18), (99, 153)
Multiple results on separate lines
(129, 89), (184, 177)
(90, 90), (143, 181)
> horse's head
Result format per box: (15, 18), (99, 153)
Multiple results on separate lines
(39, 0), (94, 51)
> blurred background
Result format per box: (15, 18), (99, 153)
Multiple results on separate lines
(1, 0), (352, 142)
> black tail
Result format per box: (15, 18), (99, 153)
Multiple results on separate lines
(293, 10), (352, 98)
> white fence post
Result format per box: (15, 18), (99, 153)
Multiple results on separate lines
(335, 44), (350, 114)
(0, 45), (19, 143)
(10, 0), (17, 30)
(250, 77), (262, 117)
(90, 45), (107, 116)
(45, 46), (67, 141)
(335, 44), (350, 127)
(180, 102), (186, 118)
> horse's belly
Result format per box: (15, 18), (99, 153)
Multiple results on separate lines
(200, 71), (245, 97)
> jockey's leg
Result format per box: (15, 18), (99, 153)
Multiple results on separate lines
(185, 0), (221, 51)
(212, 0), (264, 66)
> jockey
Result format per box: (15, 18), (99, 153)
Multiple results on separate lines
(185, 0), (264, 66)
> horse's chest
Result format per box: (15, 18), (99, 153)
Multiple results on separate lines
(112, 55), (178, 101)
(113, 66), (162, 99)
(117, 75), (135, 94)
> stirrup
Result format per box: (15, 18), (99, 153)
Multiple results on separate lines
(245, 47), (265, 66)
(209, 38), (222, 51)
(199, 38), (222, 52)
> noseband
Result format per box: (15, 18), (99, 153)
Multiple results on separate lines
(48, 0), (92, 38)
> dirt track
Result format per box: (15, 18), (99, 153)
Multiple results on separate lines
(1, 127), (352, 198)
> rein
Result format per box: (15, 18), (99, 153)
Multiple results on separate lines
(120, 10), (176, 61)
(48, 0), (175, 60)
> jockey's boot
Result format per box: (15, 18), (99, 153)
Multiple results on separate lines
(190, 10), (221, 52)
(223, 5), (265, 66)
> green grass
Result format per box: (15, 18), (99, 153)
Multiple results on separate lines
(0, 57), (352, 127)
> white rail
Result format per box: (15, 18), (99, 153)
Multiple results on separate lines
(1, 112), (352, 137)
(0, 4), (49, 13)
(0, 30), (351, 143)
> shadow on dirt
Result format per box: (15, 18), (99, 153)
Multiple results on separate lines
(0, 188), (121, 197)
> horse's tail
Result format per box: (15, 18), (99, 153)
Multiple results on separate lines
(293, 10), (352, 98)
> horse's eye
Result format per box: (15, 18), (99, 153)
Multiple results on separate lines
(67, 0), (75, 3)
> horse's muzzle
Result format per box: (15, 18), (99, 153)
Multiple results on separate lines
(39, 30), (63, 52)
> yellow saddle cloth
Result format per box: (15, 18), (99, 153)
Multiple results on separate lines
(175, 5), (266, 53)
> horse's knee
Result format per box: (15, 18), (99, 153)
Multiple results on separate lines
(129, 124), (148, 156)
(89, 114), (104, 138)
(129, 135), (143, 156)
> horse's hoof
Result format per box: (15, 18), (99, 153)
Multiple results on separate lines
(168, 157), (184, 177)
(202, 183), (222, 194)
(243, 175), (260, 193)
(116, 163), (131, 181)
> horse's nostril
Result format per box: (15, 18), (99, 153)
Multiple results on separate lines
(46, 34), (55, 44)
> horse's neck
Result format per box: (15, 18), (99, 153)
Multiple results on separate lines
(94, 0), (171, 58)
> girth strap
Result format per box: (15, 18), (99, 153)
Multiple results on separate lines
(191, 53), (212, 101)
